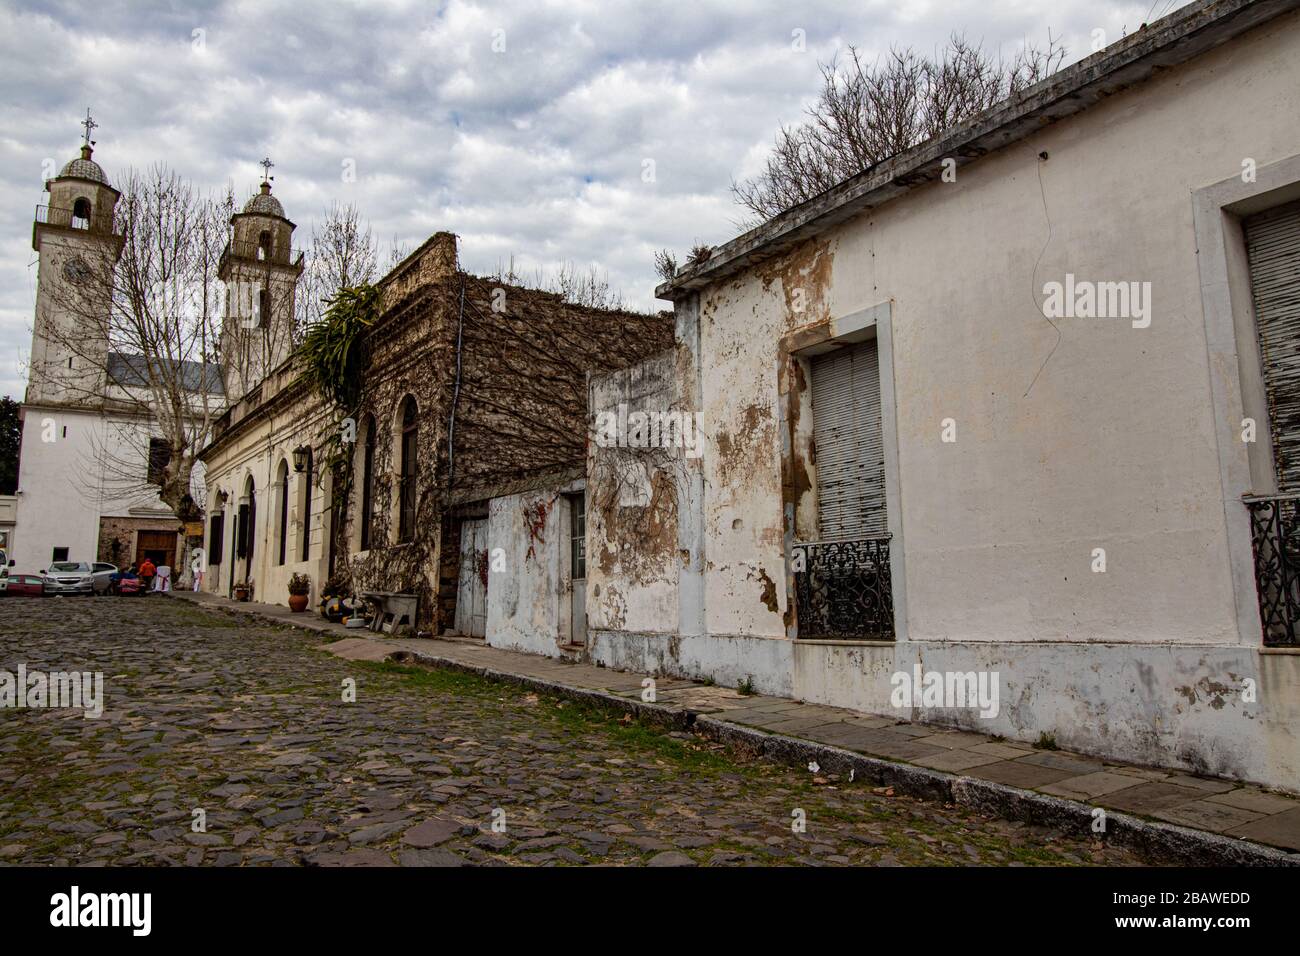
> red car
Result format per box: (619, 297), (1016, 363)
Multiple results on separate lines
(1, 573), (48, 596)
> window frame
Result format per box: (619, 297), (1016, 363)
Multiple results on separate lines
(398, 397), (418, 543)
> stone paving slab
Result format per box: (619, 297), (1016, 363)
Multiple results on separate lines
(1226, 807), (1300, 849)
(1154, 800), (1266, 833)
(174, 590), (1300, 857)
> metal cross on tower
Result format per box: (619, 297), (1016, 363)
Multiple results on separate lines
(259, 157), (274, 185)
(80, 108), (98, 147)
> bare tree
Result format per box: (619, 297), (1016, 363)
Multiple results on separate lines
(388, 239), (412, 269)
(295, 202), (380, 338)
(490, 256), (627, 311)
(652, 248), (678, 283)
(733, 33), (1066, 220)
(33, 165), (229, 520)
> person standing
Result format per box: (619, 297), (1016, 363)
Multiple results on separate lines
(190, 548), (204, 592)
(138, 557), (156, 594)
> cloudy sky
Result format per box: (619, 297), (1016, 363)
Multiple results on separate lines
(0, 0), (1188, 398)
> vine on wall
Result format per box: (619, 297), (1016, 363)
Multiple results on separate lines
(294, 282), (382, 584)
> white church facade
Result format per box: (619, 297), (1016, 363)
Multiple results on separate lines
(10, 125), (300, 576)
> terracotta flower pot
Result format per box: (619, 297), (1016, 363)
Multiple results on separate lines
(288, 592), (309, 613)
(233, 585), (250, 602)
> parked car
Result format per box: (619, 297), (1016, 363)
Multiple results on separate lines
(42, 561), (95, 595)
(0, 572), (47, 596)
(91, 562), (117, 594)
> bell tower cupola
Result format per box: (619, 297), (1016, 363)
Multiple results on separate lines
(27, 110), (123, 406)
(219, 157), (304, 402)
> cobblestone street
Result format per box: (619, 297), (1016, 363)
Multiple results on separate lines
(0, 597), (1147, 867)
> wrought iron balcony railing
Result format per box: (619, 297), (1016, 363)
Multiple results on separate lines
(34, 204), (120, 236)
(793, 536), (894, 640)
(1244, 494), (1300, 647)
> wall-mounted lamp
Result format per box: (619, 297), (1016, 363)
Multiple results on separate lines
(216, 489), (229, 506)
(292, 445), (310, 473)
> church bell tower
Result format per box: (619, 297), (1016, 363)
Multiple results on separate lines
(27, 110), (123, 406)
(219, 158), (303, 401)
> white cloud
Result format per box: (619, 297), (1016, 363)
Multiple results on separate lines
(0, 0), (1189, 397)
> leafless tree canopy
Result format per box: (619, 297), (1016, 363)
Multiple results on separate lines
(490, 256), (628, 312)
(295, 202), (380, 338)
(35, 165), (229, 519)
(732, 33), (1066, 220)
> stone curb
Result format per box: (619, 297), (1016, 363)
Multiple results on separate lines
(692, 716), (1299, 867)
(172, 596), (1299, 866)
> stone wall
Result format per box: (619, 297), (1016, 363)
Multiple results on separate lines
(97, 516), (183, 568)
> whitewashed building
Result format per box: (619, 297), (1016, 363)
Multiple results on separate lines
(12, 135), (222, 573)
(584, 0), (1300, 792)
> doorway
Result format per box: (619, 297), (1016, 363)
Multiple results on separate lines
(568, 493), (587, 645)
(135, 530), (176, 572)
(454, 518), (488, 638)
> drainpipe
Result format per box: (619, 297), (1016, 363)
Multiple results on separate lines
(447, 277), (466, 491)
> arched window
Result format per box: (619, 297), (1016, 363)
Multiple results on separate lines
(398, 397), (418, 542)
(257, 230), (272, 261)
(276, 459), (289, 566)
(360, 415), (376, 550)
(71, 197), (92, 228)
(237, 475), (256, 567)
(299, 447), (313, 561)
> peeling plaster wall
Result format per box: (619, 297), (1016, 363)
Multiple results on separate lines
(587, 352), (681, 636)
(485, 488), (570, 658)
(790, 641), (1299, 790)
(585, 13), (1300, 791)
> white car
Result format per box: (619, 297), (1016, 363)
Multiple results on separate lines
(91, 562), (118, 594)
(42, 561), (96, 595)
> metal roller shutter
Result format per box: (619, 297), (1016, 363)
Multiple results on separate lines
(1245, 200), (1300, 492)
(810, 338), (887, 539)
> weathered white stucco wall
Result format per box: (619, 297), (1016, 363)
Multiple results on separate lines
(586, 353), (682, 636)
(485, 487), (574, 659)
(589, 12), (1300, 791)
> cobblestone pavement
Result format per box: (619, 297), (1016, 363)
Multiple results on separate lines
(0, 597), (1149, 867)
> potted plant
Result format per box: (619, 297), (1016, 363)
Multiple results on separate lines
(287, 573), (311, 612)
(233, 580), (250, 602)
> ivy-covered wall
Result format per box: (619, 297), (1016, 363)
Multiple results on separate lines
(338, 232), (674, 632)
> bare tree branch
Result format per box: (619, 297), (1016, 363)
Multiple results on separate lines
(732, 33), (1067, 221)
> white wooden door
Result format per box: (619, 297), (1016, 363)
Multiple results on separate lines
(454, 518), (488, 638)
(569, 495), (587, 645)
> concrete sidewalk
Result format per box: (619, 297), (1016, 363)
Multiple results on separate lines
(173, 589), (1300, 863)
